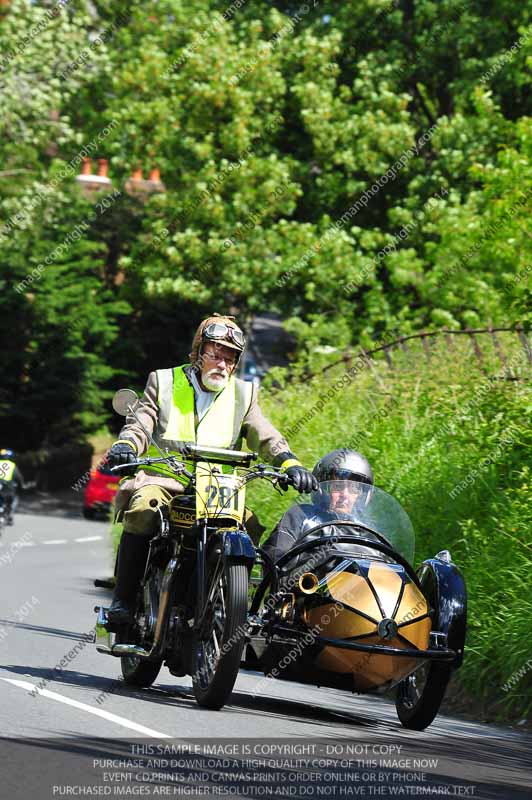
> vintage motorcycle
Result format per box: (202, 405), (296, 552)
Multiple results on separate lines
(244, 480), (467, 730)
(94, 389), (290, 710)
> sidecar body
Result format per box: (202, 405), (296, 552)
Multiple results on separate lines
(244, 481), (467, 730)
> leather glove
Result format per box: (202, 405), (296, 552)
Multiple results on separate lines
(285, 465), (319, 494)
(107, 442), (137, 468)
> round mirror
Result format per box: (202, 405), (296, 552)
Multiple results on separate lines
(112, 389), (139, 417)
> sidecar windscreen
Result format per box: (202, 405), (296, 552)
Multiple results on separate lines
(296, 480), (415, 563)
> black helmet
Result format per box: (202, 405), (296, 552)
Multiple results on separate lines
(312, 449), (374, 485)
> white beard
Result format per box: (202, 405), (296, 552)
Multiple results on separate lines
(202, 368), (229, 392)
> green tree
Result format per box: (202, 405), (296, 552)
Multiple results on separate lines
(0, 186), (129, 449)
(1, 0), (531, 423)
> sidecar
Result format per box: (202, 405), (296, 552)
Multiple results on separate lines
(244, 481), (467, 730)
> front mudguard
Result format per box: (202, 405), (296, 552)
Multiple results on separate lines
(418, 556), (467, 668)
(221, 528), (256, 567)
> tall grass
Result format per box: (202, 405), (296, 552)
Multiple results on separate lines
(250, 336), (532, 721)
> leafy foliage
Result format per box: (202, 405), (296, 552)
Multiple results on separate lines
(0, 186), (129, 448)
(0, 0), (530, 435)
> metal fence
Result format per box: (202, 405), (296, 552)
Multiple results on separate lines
(320, 324), (532, 380)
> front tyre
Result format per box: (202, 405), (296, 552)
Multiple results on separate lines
(116, 568), (164, 688)
(116, 626), (163, 687)
(192, 562), (248, 710)
(121, 652), (163, 687)
(395, 661), (452, 730)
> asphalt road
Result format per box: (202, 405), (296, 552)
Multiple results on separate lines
(0, 510), (530, 800)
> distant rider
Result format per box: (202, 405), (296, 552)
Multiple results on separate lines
(106, 313), (318, 628)
(0, 449), (25, 525)
(261, 449), (374, 567)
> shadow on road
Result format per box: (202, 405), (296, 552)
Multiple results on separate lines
(0, 664), (125, 693)
(141, 680), (388, 733)
(0, 620), (94, 641)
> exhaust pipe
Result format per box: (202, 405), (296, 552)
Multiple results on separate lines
(95, 557), (178, 659)
(298, 572), (319, 594)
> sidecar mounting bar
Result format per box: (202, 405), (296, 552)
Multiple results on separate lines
(271, 625), (456, 662)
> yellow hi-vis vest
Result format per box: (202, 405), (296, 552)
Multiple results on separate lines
(142, 365), (253, 483)
(0, 460), (16, 482)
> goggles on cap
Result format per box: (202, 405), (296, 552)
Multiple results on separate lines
(203, 322), (245, 349)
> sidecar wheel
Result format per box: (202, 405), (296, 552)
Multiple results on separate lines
(395, 661), (451, 730)
(192, 562), (248, 710)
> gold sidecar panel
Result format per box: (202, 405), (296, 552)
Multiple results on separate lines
(306, 603), (377, 638)
(326, 573), (381, 620)
(367, 563), (404, 618)
(305, 565), (431, 690)
(396, 581), (429, 625)
(317, 636), (419, 691)
(399, 616), (432, 649)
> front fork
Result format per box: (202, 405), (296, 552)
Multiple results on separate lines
(193, 523), (256, 634)
(194, 519), (208, 633)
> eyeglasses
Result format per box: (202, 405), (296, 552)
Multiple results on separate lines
(202, 348), (237, 366)
(330, 481), (361, 494)
(203, 322), (246, 348)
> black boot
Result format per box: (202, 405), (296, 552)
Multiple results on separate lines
(107, 532), (151, 629)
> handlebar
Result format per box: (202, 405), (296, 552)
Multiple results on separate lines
(245, 464), (290, 489)
(110, 443), (257, 480)
(111, 456), (292, 489)
(110, 457), (193, 480)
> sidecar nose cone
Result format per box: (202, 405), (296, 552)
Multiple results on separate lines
(378, 618), (398, 640)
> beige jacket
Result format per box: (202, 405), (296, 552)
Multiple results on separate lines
(114, 365), (298, 508)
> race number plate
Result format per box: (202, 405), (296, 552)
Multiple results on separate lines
(195, 462), (245, 524)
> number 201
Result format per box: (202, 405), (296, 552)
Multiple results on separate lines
(207, 483), (238, 511)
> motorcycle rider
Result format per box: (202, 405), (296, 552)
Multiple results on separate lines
(0, 449), (25, 525)
(261, 449), (374, 566)
(106, 313), (318, 628)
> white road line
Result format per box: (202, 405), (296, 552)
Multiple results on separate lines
(74, 536), (103, 543)
(1, 537), (103, 548)
(1, 677), (171, 738)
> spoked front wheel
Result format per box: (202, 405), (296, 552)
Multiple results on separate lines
(395, 661), (452, 730)
(117, 626), (163, 687)
(117, 571), (164, 688)
(192, 562), (248, 709)
(120, 650), (163, 687)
